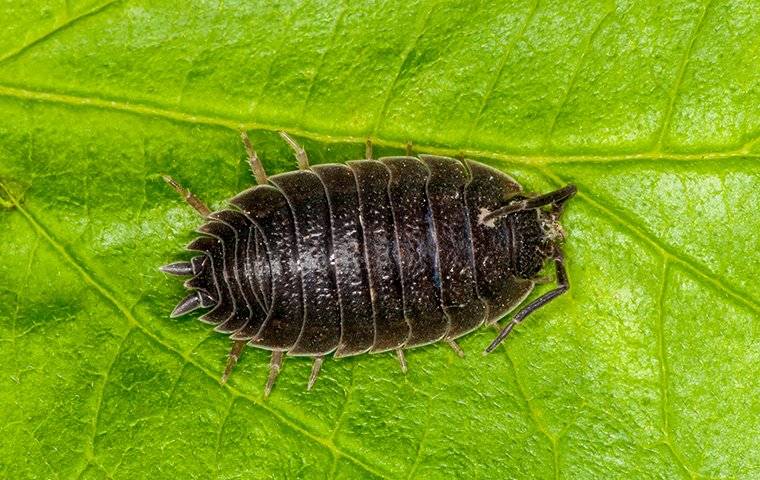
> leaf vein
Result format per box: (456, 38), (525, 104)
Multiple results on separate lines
(545, 171), (760, 315)
(544, 7), (614, 146)
(299, 2), (350, 118)
(653, 0), (714, 150)
(328, 361), (358, 441)
(502, 347), (559, 477)
(23, 426), (61, 480)
(370, 1), (438, 136)
(655, 261), (672, 436)
(1, 82), (755, 164)
(246, 4), (303, 116)
(464, 0), (541, 144)
(654, 263), (694, 478)
(214, 397), (237, 480)
(84, 329), (134, 478)
(404, 392), (435, 480)
(0, 0), (124, 66)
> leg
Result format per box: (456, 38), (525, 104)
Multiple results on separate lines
(240, 131), (268, 185)
(365, 138), (373, 160)
(278, 131), (309, 170)
(483, 184), (577, 222)
(484, 253), (569, 354)
(405, 141), (413, 156)
(446, 339), (465, 358)
(307, 356), (324, 391)
(532, 274), (553, 285)
(220, 340), (247, 384)
(396, 349), (408, 374)
(264, 350), (284, 398)
(162, 175), (211, 217)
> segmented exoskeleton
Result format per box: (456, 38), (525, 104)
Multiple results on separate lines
(161, 133), (576, 396)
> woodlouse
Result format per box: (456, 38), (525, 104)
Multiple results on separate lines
(161, 133), (576, 396)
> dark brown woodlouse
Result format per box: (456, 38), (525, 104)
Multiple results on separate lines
(161, 133), (576, 396)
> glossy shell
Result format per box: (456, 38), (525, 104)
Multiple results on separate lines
(171, 155), (545, 357)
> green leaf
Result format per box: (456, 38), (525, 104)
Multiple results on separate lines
(0, 1), (758, 478)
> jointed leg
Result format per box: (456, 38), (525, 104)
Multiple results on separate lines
(365, 138), (373, 160)
(396, 349), (408, 374)
(483, 184), (577, 222)
(307, 356), (324, 391)
(446, 339), (465, 358)
(484, 253), (569, 354)
(532, 274), (554, 285)
(240, 131), (268, 185)
(264, 350), (284, 398)
(220, 340), (247, 384)
(405, 141), (413, 157)
(162, 175), (211, 217)
(279, 131), (309, 170)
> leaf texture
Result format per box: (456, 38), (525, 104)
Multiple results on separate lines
(0, 1), (758, 479)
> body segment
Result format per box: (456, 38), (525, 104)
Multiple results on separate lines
(421, 155), (487, 339)
(348, 160), (409, 353)
(312, 164), (375, 357)
(229, 185), (302, 349)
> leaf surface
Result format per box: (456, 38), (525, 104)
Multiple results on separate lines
(0, 1), (758, 479)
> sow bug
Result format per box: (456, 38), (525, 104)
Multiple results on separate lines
(161, 133), (576, 396)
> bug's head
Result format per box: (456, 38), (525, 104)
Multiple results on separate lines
(510, 185), (576, 280)
(160, 252), (219, 318)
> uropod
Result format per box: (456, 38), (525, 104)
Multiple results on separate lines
(161, 133), (576, 396)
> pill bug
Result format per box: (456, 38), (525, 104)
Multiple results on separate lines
(161, 133), (576, 396)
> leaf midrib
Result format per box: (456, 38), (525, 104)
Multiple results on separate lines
(0, 83), (757, 167)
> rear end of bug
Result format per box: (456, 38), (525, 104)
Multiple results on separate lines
(160, 132), (576, 397)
